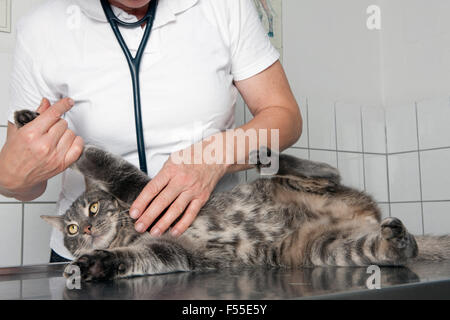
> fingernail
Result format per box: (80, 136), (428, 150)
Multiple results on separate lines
(150, 227), (161, 237)
(68, 98), (75, 106)
(135, 222), (145, 233)
(171, 229), (180, 238)
(129, 208), (139, 219)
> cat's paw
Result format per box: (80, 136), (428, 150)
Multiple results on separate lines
(69, 250), (126, 281)
(70, 145), (113, 173)
(14, 110), (39, 128)
(380, 217), (418, 260)
(250, 147), (274, 168)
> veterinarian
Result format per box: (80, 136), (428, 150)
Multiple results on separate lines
(0, 0), (302, 262)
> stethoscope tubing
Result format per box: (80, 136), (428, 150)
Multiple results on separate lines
(100, 0), (159, 174)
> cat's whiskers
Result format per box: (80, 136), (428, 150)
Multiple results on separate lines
(73, 237), (90, 257)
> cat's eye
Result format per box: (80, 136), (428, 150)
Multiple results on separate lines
(89, 202), (99, 215)
(67, 224), (79, 235)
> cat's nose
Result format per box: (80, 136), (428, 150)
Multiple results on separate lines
(84, 225), (92, 234)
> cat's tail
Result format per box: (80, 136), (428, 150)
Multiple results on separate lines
(415, 235), (450, 261)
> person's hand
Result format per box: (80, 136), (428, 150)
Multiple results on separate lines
(0, 98), (84, 195)
(129, 144), (228, 237)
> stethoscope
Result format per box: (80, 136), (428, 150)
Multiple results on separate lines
(100, 0), (159, 175)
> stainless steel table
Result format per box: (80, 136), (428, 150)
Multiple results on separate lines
(0, 261), (449, 300)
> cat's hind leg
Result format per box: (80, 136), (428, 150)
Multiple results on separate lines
(252, 148), (341, 194)
(252, 148), (340, 183)
(314, 217), (418, 266)
(273, 217), (418, 267)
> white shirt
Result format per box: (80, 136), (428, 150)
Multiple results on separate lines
(8, 0), (279, 259)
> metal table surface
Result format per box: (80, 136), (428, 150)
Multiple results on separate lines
(0, 261), (449, 300)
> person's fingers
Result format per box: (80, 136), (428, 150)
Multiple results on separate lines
(55, 128), (77, 156)
(134, 182), (183, 233)
(62, 136), (84, 170)
(129, 172), (171, 219)
(30, 97), (75, 134)
(170, 199), (204, 237)
(150, 192), (192, 236)
(46, 119), (69, 148)
(36, 98), (51, 114)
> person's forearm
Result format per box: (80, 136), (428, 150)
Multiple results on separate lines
(200, 105), (302, 174)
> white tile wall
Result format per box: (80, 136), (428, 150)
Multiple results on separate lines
(335, 102), (363, 152)
(388, 152), (422, 202)
(23, 203), (55, 265)
(337, 152), (364, 190)
(0, 204), (22, 267)
(417, 98), (450, 150)
(361, 106), (386, 154)
(386, 103), (418, 153)
(420, 149), (450, 201)
(378, 203), (391, 219)
(364, 154), (389, 203)
(390, 202), (423, 235)
(423, 202), (450, 235)
(309, 149), (337, 167)
(284, 147), (309, 160)
(307, 97), (336, 150)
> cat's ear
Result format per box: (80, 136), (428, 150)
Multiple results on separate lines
(40, 215), (65, 232)
(84, 176), (107, 193)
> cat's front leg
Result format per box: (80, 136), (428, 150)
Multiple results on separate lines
(66, 249), (127, 281)
(67, 240), (198, 281)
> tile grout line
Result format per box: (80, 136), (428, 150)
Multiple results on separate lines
(388, 146), (450, 155)
(360, 106), (367, 192)
(334, 102), (339, 169)
(290, 146), (450, 156)
(415, 102), (425, 235)
(383, 108), (392, 217)
(290, 147), (386, 156)
(386, 200), (450, 204)
(306, 97), (311, 160)
(0, 201), (58, 205)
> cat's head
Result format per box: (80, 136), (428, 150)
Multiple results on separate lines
(39, 145), (150, 257)
(41, 187), (127, 257)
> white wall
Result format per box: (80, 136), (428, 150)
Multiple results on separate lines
(283, 0), (383, 106)
(380, 0), (450, 106)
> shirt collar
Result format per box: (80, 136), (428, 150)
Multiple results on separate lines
(74, 0), (199, 29)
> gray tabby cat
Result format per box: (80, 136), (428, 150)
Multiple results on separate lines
(15, 110), (450, 281)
